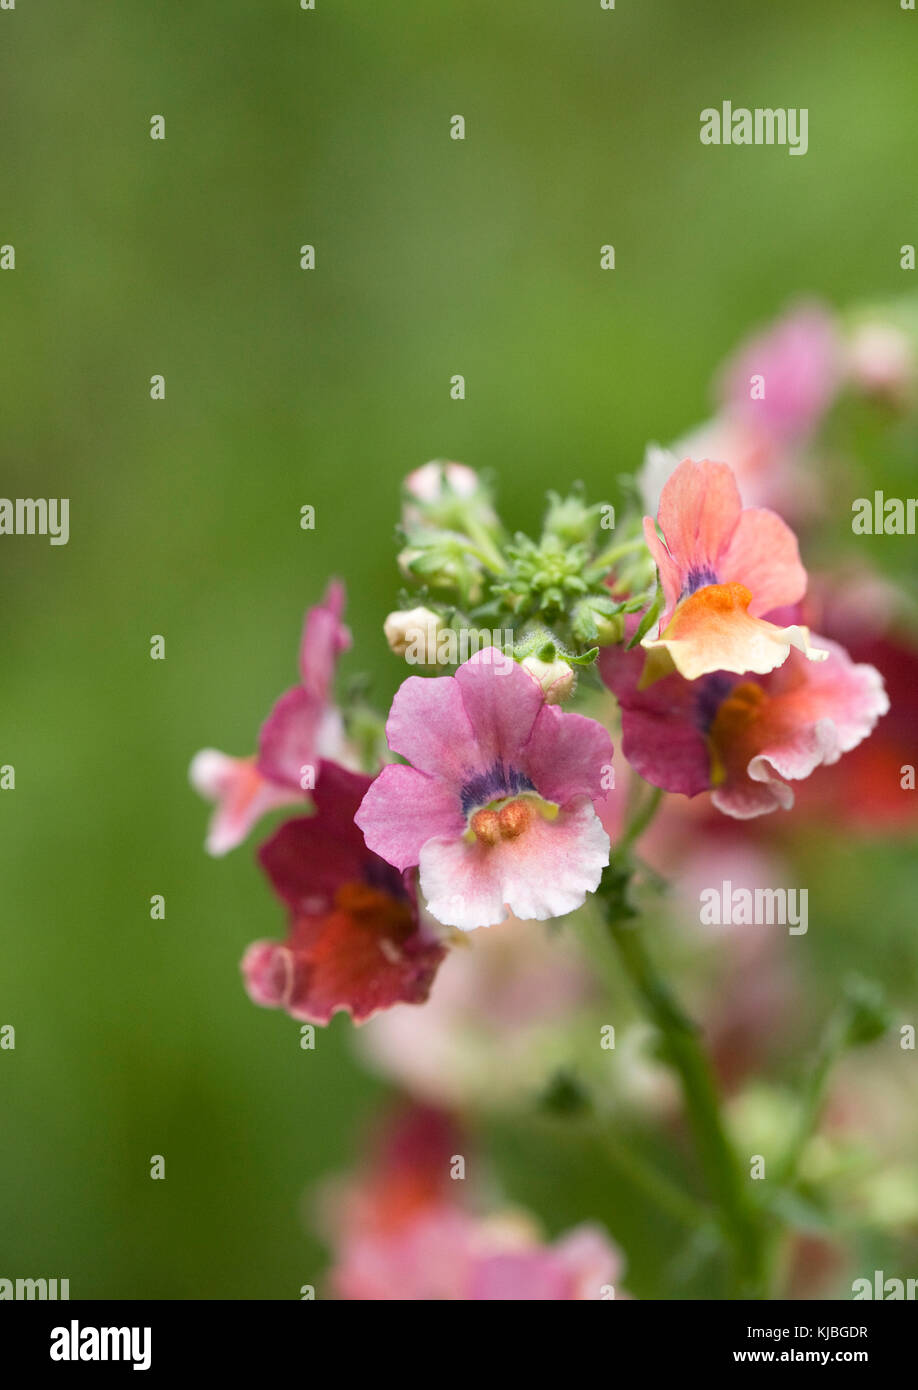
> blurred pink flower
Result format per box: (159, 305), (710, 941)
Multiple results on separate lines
(355, 648), (612, 929)
(320, 1105), (624, 1300)
(357, 915), (600, 1107)
(641, 304), (844, 525)
(716, 302), (842, 443)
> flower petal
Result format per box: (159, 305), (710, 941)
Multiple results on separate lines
(355, 763), (466, 873)
(718, 507), (807, 615)
(522, 703), (613, 804)
(299, 578), (351, 697)
(259, 763), (395, 913)
(454, 647), (545, 772)
(643, 582), (827, 681)
(256, 685), (325, 790)
(711, 639), (888, 817)
(599, 642), (712, 796)
(649, 458), (743, 611)
(419, 797), (609, 930)
(384, 673), (482, 782)
(241, 888), (445, 1026)
(189, 749), (301, 855)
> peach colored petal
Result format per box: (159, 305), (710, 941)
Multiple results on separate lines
(718, 507), (807, 616)
(642, 582), (828, 681)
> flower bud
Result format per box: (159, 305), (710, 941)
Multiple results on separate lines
(384, 607), (444, 664)
(594, 611), (625, 645)
(521, 654), (576, 704)
(402, 459), (498, 531)
(404, 460), (480, 504)
(847, 322), (914, 404)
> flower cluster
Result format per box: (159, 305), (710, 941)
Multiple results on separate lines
(192, 424), (890, 1024)
(188, 297), (918, 1298)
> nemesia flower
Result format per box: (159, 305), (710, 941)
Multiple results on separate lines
(640, 418), (823, 528)
(641, 304), (843, 524)
(188, 750), (303, 856)
(319, 1104), (625, 1300)
(189, 580), (351, 854)
(716, 302), (842, 442)
(782, 575), (918, 831)
(242, 761), (446, 1024)
(355, 648), (612, 930)
(600, 622), (887, 818)
(640, 458), (827, 681)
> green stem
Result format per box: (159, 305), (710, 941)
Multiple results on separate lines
(462, 516), (507, 574)
(774, 1010), (848, 1191)
(596, 1126), (713, 1231)
(618, 784), (663, 854)
(599, 784), (768, 1295)
(589, 535), (648, 574)
(605, 908), (766, 1295)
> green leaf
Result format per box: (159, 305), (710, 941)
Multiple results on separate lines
(627, 580), (663, 649)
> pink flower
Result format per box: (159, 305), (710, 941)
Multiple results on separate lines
(320, 1104), (624, 1300)
(466, 1225), (622, 1301)
(242, 761), (446, 1024)
(188, 751), (302, 856)
(642, 305), (843, 528)
(717, 302), (842, 443)
(355, 648), (613, 930)
(190, 580), (351, 854)
(600, 623), (888, 818)
(641, 459), (827, 681)
(255, 578), (352, 791)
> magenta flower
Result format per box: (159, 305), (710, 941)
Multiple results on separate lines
(600, 624), (888, 818)
(242, 761), (446, 1025)
(641, 458), (827, 681)
(190, 580), (351, 854)
(355, 648), (613, 930)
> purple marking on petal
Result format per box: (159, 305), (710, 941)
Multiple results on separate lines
(679, 565), (720, 601)
(459, 760), (535, 815)
(693, 672), (738, 734)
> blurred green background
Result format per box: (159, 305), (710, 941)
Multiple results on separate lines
(1, 0), (916, 1298)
